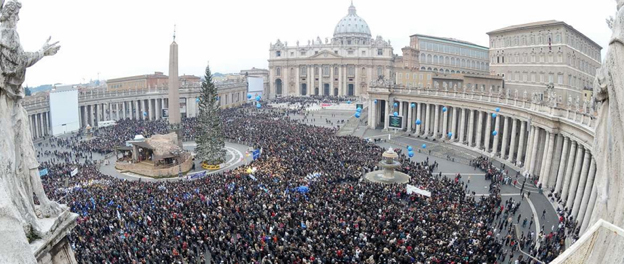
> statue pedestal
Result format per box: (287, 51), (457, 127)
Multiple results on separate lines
(30, 210), (79, 264)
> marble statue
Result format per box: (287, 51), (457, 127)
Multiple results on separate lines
(523, 90), (528, 100)
(0, 1), (66, 262)
(514, 89), (519, 99)
(590, 0), (624, 230)
(453, 84), (457, 92)
(462, 85), (467, 93)
(568, 95), (573, 108)
(296, 40), (299, 47)
(575, 96), (581, 111)
(325, 37), (329, 44)
(443, 82), (448, 91)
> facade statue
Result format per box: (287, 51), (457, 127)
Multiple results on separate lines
(316, 36), (322, 45)
(325, 37), (328, 44)
(590, 0), (624, 230)
(489, 86), (493, 96)
(575, 96), (580, 110)
(514, 89), (519, 99)
(568, 95), (573, 107)
(0, 1), (66, 262)
(523, 90), (528, 100)
(443, 82), (448, 91)
(453, 84), (457, 92)
(296, 40), (299, 47)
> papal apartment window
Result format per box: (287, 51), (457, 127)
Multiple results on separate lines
(300, 51), (306, 56)
(362, 51), (366, 56)
(377, 49), (383, 55)
(276, 51), (281, 57)
(334, 50), (338, 54)
(348, 51), (354, 55)
(276, 67), (281, 76)
(290, 52), (294, 56)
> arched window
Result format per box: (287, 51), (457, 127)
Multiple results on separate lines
(433, 55), (438, 64)
(420, 66), (426, 71)
(427, 54), (432, 64)
(420, 53), (426, 62)
(451, 57), (455, 66)
(276, 67), (281, 76)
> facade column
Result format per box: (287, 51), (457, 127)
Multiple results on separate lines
(580, 183), (598, 234)
(475, 111), (483, 149)
(407, 102), (413, 132)
(424, 104), (431, 136)
(416, 103), (422, 135)
(566, 145), (585, 209)
(82, 106), (87, 127)
(539, 132), (556, 188)
(492, 114), (501, 154)
(468, 109), (475, 146)
(561, 141), (578, 201)
(571, 149), (591, 218)
(135, 100), (140, 120)
(484, 112), (492, 151)
(369, 100), (376, 129)
(442, 106), (448, 140)
(33, 113), (40, 138)
(459, 108), (466, 143)
(122, 102), (127, 119)
(524, 126), (536, 174)
(148, 99), (153, 120)
(384, 100), (390, 130)
(501, 117), (511, 158)
(516, 121), (527, 166)
(142, 99), (147, 120)
(507, 119), (518, 162)
(433, 104), (440, 138)
(577, 159), (597, 230)
(451, 107), (458, 141)
(563, 142), (581, 206)
(554, 137), (571, 194)
(397, 101), (403, 129)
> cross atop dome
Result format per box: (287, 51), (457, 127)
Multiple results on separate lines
(348, 0), (356, 15)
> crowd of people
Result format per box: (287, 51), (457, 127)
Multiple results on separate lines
(33, 102), (561, 263)
(471, 156), (571, 263)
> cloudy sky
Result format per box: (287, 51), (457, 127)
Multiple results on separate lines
(18, 0), (615, 87)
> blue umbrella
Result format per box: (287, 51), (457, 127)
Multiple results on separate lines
(196, 97), (200, 102)
(374, 99), (378, 104)
(416, 119), (422, 125)
(410, 103), (415, 108)
(407, 146), (413, 151)
(356, 108), (362, 112)
(492, 130), (498, 136)
(442, 107), (447, 112)
(422, 144), (427, 149)
(492, 113), (497, 118)
(355, 113), (361, 118)
(393, 112), (398, 117)
(347, 101), (351, 104)
(247, 94), (252, 99)
(408, 151), (414, 157)
(393, 102), (398, 107)
(143, 111), (147, 116)
(448, 132), (453, 138)
(256, 103), (261, 109)
(495, 107), (500, 112)
(297, 186), (309, 193)
(256, 95), (261, 101)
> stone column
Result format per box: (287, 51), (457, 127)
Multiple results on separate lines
(451, 107), (458, 141)
(459, 108), (466, 143)
(539, 132), (556, 188)
(565, 143), (584, 208)
(475, 111), (483, 149)
(572, 149), (592, 219)
(561, 140), (578, 201)
(468, 109), (475, 146)
(329, 65), (334, 96)
(484, 112), (492, 151)
(578, 159), (597, 231)
(33, 113), (40, 138)
(416, 103), (422, 135)
(442, 106), (448, 140)
(553, 136), (571, 194)
(523, 126), (535, 174)
(135, 100), (140, 120)
(507, 119), (518, 162)
(529, 127), (541, 175)
(148, 99), (154, 120)
(142, 99), (147, 120)
(516, 121), (527, 166)
(424, 104), (431, 136)
(492, 114), (501, 154)
(384, 100), (390, 130)
(81, 106), (87, 127)
(500, 117), (510, 158)
(398, 101), (404, 129)
(407, 102), (413, 132)
(370, 100), (376, 129)
(434, 104), (440, 138)
(122, 102), (127, 119)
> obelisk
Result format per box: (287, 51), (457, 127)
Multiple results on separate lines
(168, 27), (182, 146)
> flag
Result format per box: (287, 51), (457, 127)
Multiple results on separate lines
(548, 36), (552, 51)
(116, 209), (121, 220)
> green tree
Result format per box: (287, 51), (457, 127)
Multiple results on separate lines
(194, 63), (225, 165)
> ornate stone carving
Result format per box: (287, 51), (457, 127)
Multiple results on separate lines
(0, 1), (72, 263)
(453, 84), (457, 92)
(590, 0), (624, 229)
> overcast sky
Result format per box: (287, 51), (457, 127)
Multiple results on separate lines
(18, 0), (615, 87)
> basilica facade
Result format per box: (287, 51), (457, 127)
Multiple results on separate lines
(267, 3), (394, 99)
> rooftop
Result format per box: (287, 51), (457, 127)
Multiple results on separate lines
(487, 20), (602, 49)
(411, 34), (488, 50)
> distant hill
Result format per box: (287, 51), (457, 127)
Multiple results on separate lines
(29, 84), (53, 94)
(213, 72), (225, 77)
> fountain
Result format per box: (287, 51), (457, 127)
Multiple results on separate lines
(364, 148), (410, 184)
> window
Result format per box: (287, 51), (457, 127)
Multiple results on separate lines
(276, 67), (281, 76)
(362, 51), (366, 56)
(548, 74), (554, 84)
(557, 74), (563, 84)
(315, 67), (319, 75)
(334, 50), (338, 54)
(568, 75), (572, 86)
(531, 73), (536, 82)
(347, 40), (351, 45)
(349, 66), (355, 76)
(377, 49), (383, 55)
(523, 73), (527, 82)
(334, 67), (338, 75)
(427, 74), (431, 80)
(290, 52), (294, 56)
(540, 74), (544, 83)
(398, 73), (402, 79)
(376, 66), (382, 77)
(276, 51), (281, 57)
(348, 51), (354, 55)
(322, 66), (329, 76)
(300, 51), (306, 56)
(300, 66), (307, 76)
(419, 74), (423, 80)
(420, 53), (426, 62)
(315, 51), (318, 54)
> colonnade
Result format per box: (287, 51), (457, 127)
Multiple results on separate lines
(28, 111), (51, 139)
(79, 98), (170, 128)
(368, 98), (597, 230)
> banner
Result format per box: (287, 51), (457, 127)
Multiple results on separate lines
(252, 149), (261, 160)
(406, 184), (431, 197)
(39, 168), (48, 177)
(188, 171), (206, 180)
(71, 168), (78, 176)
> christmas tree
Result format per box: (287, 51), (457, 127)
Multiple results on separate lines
(194, 63), (225, 165)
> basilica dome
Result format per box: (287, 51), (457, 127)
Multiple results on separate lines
(333, 3), (371, 38)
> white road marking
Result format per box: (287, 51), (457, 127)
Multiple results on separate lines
(527, 196), (541, 249)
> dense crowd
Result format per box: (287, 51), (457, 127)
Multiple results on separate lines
(37, 104), (518, 263)
(471, 156), (571, 262)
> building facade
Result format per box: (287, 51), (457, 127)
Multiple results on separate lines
(107, 72), (201, 91)
(487, 20), (602, 104)
(268, 3), (394, 98)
